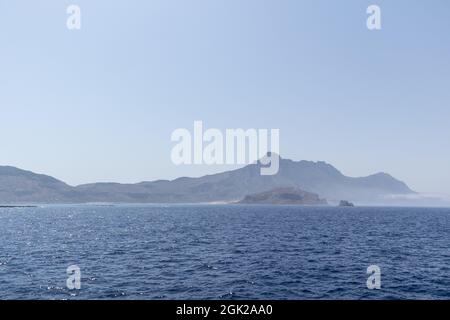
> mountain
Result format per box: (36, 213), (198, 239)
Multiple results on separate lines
(0, 166), (75, 203)
(0, 157), (415, 205)
(238, 187), (328, 205)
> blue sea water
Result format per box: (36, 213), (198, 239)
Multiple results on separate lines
(0, 205), (448, 300)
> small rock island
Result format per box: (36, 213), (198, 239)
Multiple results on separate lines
(238, 187), (328, 205)
(338, 200), (355, 207)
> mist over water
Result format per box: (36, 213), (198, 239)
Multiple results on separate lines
(0, 205), (448, 300)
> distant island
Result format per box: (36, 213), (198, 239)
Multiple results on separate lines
(0, 156), (416, 205)
(238, 187), (327, 205)
(338, 200), (355, 207)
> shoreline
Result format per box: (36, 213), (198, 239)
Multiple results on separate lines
(0, 205), (37, 208)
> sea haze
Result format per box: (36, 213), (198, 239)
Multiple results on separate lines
(0, 205), (448, 300)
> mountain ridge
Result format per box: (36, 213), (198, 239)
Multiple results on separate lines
(0, 157), (415, 205)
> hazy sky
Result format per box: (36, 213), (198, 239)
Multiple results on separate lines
(1, 0), (449, 194)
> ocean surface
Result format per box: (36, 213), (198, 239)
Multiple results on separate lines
(0, 205), (448, 300)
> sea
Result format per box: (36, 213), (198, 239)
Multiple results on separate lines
(0, 205), (448, 300)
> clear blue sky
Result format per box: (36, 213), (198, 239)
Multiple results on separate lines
(1, 0), (449, 194)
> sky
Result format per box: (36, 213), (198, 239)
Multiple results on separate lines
(0, 0), (449, 194)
